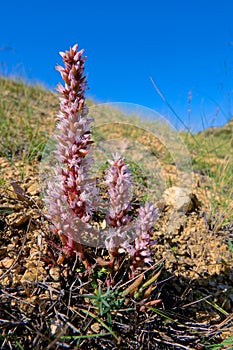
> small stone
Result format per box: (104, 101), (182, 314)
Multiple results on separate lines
(6, 212), (30, 227)
(1, 257), (14, 268)
(13, 274), (22, 285)
(27, 182), (39, 196)
(49, 267), (60, 281)
(11, 236), (19, 245)
(50, 324), (58, 335)
(22, 266), (45, 282)
(90, 322), (101, 333)
(1, 276), (11, 287)
(7, 243), (16, 252)
(162, 186), (200, 212)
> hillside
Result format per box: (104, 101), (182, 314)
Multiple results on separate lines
(0, 77), (233, 349)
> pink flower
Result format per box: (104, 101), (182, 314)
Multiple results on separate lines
(43, 43), (159, 274)
(130, 202), (158, 273)
(104, 154), (133, 256)
(44, 44), (98, 261)
(104, 153), (132, 227)
(104, 155), (158, 266)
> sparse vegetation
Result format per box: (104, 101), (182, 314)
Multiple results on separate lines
(0, 69), (232, 349)
(182, 120), (233, 229)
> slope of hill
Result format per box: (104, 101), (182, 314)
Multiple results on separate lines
(0, 77), (232, 349)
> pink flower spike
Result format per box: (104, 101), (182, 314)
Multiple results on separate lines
(104, 153), (132, 228)
(130, 202), (158, 274)
(44, 44), (98, 264)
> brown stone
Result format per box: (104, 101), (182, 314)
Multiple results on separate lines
(1, 257), (14, 268)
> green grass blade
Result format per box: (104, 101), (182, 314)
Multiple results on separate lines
(79, 308), (118, 340)
(60, 333), (112, 340)
(205, 335), (233, 349)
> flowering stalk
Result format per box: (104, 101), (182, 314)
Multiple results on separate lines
(104, 154), (158, 271)
(44, 44), (97, 263)
(104, 154), (133, 257)
(104, 155), (157, 268)
(130, 202), (158, 274)
(105, 154), (132, 227)
(44, 43), (158, 275)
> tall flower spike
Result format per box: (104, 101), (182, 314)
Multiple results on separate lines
(104, 154), (133, 257)
(44, 44), (98, 262)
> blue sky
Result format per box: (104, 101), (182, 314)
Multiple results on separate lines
(1, 0), (233, 131)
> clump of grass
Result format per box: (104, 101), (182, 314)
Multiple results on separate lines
(182, 119), (233, 229)
(0, 76), (58, 170)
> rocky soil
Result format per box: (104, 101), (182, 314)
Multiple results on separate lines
(0, 152), (233, 349)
